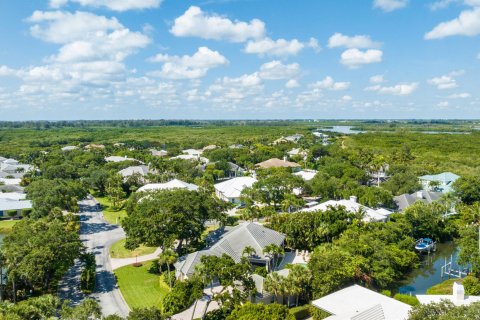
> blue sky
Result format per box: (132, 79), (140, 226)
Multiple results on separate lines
(0, 0), (479, 120)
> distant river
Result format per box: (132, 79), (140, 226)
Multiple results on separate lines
(318, 125), (471, 135)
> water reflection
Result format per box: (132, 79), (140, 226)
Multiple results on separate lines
(398, 242), (462, 295)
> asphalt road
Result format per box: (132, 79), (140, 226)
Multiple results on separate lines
(58, 199), (130, 317)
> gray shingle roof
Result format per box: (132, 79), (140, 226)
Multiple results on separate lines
(394, 190), (441, 211)
(175, 222), (285, 278)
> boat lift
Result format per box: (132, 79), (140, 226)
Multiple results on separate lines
(441, 254), (469, 279)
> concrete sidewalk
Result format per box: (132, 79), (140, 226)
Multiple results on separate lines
(111, 247), (162, 270)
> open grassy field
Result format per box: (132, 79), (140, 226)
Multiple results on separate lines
(95, 196), (127, 225)
(0, 219), (19, 233)
(109, 238), (157, 259)
(114, 260), (169, 310)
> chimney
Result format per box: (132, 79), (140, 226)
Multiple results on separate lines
(349, 196), (357, 203)
(416, 191), (424, 199)
(453, 282), (465, 304)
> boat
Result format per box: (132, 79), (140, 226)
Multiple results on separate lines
(415, 238), (436, 252)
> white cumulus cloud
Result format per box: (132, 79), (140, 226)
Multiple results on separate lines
(285, 79), (300, 89)
(328, 33), (381, 49)
(309, 76), (350, 91)
(373, 0), (409, 12)
(365, 83), (418, 95)
(425, 7), (480, 39)
(49, 0), (162, 11)
(370, 74), (385, 83)
(148, 47), (228, 80)
(448, 92), (471, 98)
(258, 61), (300, 80)
(428, 70), (464, 89)
(170, 6), (265, 42)
(340, 48), (383, 68)
(245, 38), (304, 57)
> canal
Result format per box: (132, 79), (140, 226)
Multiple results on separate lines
(398, 242), (463, 295)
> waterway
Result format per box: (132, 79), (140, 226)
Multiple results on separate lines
(317, 125), (471, 135)
(398, 242), (463, 295)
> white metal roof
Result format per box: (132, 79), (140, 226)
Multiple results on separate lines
(214, 177), (257, 199)
(312, 285), (411, 320)
(293, 169), (318, 181)
(0, 199), (32, 211)
(137, 179), (199, 192)
(0, 193), (26, 201)
(301, 199), (389, 222)
(105, 156), (137, 163)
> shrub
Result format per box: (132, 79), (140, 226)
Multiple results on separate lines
(381, 289), (392, 297)
(149, 259), (161, 275)
(309, 305), (330, 320)
(253, 266), (268, 278)
(289, 305), (311, 320)
(393, 293), (420, 306)
(132, 262), (143, 267)
(463, 276), (480, 295)
(162, 278), (204, 315)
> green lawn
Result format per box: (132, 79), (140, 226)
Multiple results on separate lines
(110, 238), (157, 259)
(114, 260), (169, 309)
(0, 219), (19, 233)
(426, 278), (462, 295)
(95, 196), (127, 225)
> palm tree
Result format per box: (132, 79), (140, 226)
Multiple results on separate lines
(242, 246), (256, 258)
(264, 272), (285, 304)
(263, 244), (284, 272)
(439, 192), (457, 216)
(158, 248), (178, 290)
(287, 264), (312, 306)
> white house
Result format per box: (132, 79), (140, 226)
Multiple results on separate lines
(287, 148), (308, 158)
(137, 179), (199, 192)
(182, 149), (203, 157)
(214, 176), (257, 204)
(105, 155), (138, 163)
(0, 198), (32, 217)
(293, 169), (318, 181)
(417, 282), (480, 306)
(150, 149), (168, 157)
(312, 285), (411, 320)
(61, 146), (78, 151)
(170, 154), (209, 164)
(301, 196), (393, 222)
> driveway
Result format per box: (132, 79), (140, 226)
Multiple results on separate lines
(58, 198), (130, 317)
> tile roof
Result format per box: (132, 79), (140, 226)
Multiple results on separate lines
(255, 158), (300, 169)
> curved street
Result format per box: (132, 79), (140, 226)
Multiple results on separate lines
(58, 198), (130, 317)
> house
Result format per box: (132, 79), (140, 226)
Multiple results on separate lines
(287, 148), (308, 158)
(150, 149), (168, 157)
(0, 198), (32, 217)
(229, 144), (244, 149)
(137, 179), (199, 192)
(419, 172), (459, 193)
(202, 145), (218, 151)
(225, 162), (246, 178)
(311, 285), (411, 320)
(118, 165), (151, 180)
(61, 146), (78, 151)
(293, 169), (318, 181)
(170, 154), (209, 164)
(301, 196), (393, 222)
(255, 158), (301, 170)
(417, 282), (480, 306)
(285, 134), (304, 143)
(105, 155), (138, 163)
(0, 158), (33, 178)
(394, 190), (442, 212)
(182, 149), (203, 157)
(174, 222), (285, 280)
(84, 144), (105, 150)
(214, 177), (257, 204)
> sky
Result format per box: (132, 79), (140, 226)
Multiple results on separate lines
(0, 0), (479, 120)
